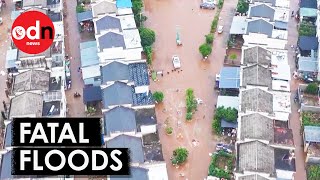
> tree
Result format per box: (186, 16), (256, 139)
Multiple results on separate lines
(165, 126), (173, 135)
(199, 43), (212, 58)
(139, 28), (156, 47)
(171, 147), (189, 165)
(306, 83), (319, 95)
(132, 0), (143, 14)
(144, 46), (153, 64)
(229, 53), (237, 61)
(186, 112), (193, 120)
(76, 5), (85, 13)
(299, 21), (316, 36)
(205, 34), (214, 44)
(236, 0), (249, 14)
(153, 91), (164, 103)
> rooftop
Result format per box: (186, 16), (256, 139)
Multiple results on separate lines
(23, 0), (47, 8)
(104, 106), (136, 136)
(110, 167), (149, 180)
(237, 141), (275, 173)
(274, 127), (294, 146)
(82, 65), (101, 79)
(274, 148), (296, 171)
(9, 92), (43, 119)
(272, 92), (291, 113)
(241, 88), (273, 114)
(246, 19), (273, 37)
(133, 91), (154, 106)
(217, 96), (240, 110)
(143, 133), (164, 162)
(5, 49), (18, 69)
(106, 135), (144, 163)
(102, 82), (133, 108)
(95, 15), (121, 34)
(307, 143), (320, 157)
(230, 16), (247, 35)
(97, 31), (125, 51)
(0, 151), (13, 179)
(18, 48), (51, 59)
(43, 91), (62, 102)
(271, 29), (288, 39)
(242, 46), (272, 66)
(135, 108), (157, 132)
(252, 0), (276, 6)
(12, 70), (50, 94)
(248, 4), (275, 21)
(48, 12), (62, 22)
(80, 41), (97, 49)
(48, 76), (62, 91)
(298, 36), (318, 51)
(47, 0), (60, 6)
(4, 123), (12, 148)
(83, 86), (102, 103)
(240, 113), (274, 141)
(238, 174), (270, 180)
(218, 67), (240, 89)
(80, 46), (99, 67)
(50, 41), (63, 54)
(102, 61), (130, 83)
(77, 10), (93, 23)
(116, 0), (133, 8)
(300, 0), (317, 9)
(123, 29), (142, 49)
(298, 84), (320, 107)
(304, 126), (320, 143)
(242, 65), (272, 88)
(128, 62), (150, 86)
(298, 56), (318, 72)
(42, 101), (60, 117)
(119, 15), (136, 30)
(91, 0), (117, 18)
(24, 7), (47, 14)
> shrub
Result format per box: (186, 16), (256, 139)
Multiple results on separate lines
(165, 126), (173, 134)
(134, 14), (147, 27)
(236, 0), (249, 14)
(171, 147), (189, 165)
(217, 0), (224, 9)
(139, 28), (156, 47)
(76, 5), (85, 13)
(132, 0), (143, 14)
(186, 112), (193, 120)
(186, 88), (197, 113)
(205, 34), (214, 44)
(299, 21), (316, 36)
(229, 53), (237, 61)
(308, 164), (320, 180)
(144, 46), (153, 64)
(306, 83), (319, 95)
(212, 106), (238, 134)
(208, 151), (234, 178)
(210, 13), (220, 33)
(153, 91), (164, 103)
(199, 43), (212, 58)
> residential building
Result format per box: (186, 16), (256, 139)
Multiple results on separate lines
(299, 0), (318, 23)
(297, 84), (320, 112)
(304, 126), (320, 163)
(215, 67), (240, 96)
(91, 0), (117, 18)
(297, 36), (319, 76)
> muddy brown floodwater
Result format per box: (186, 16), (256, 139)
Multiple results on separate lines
(144, 0), (237, 179)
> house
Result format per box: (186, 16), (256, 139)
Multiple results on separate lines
(238, 113), (294, 148)
(304, 126), (320, 163)
(299, 0), (318, 23)
(239, 87), (273, 114)
(94, 14), (122, 35)
(83, 86), (102, 105)
(236, 174), (275, 180)
(241, 64), (272, 88)
(77, 10), (93, 24)
(80, 41), (99, 67)
(140, 162), (169, 180)
(97, 30), (143, 63)
(82, 65), (101, 86)
(16, 48), (51, 72)
(241, 46), (272, 66)
(250, 0), (290, 8)
(235, 140), (295, 179)
(217, 96), (240, 111)
(297, 84), (320, 112)
(91, 0), (117, 18)
(248, 3), (289, 26)
(8, 92), (43, 119)
(215, 67), (240, 96)
(142, 132), (164, 162)
(135, 108), (157, 135)
(297, 36), (319, 76)
(101, 61), (149, 87)
(5, 49), (18, 74)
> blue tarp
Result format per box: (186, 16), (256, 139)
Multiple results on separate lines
(83, 86), (102, 103)
(219, 67), (240, 89)
(116, 0), (132, 8)
(274, 21), (288, 30)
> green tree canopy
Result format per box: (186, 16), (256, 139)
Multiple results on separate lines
(153, 91), (164, 103)
(236, 0), (249, 14)
(139, 28), (156, 47)
(306, 83), (319, 95)
(171, 147), (189, 165)
(199, 43), (212, 58)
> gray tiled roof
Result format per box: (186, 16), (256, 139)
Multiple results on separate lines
(242, 65), (272, 88)
(249, 4), (275, 21)
(13, 70), (50, 94)
(240, 113), (274, 141)
(102, 61), (130, 83)
(238, 141), (275, 173)
(129, 63), (150, 86)
(96, 15), (121, 33)
(102, 82), (133, 108)
(243, 46), (272, 66)
(241, 88), (273, 114)
(238, 174), (270, 180)
(104, 106), (136, 135)
(98, 32), (125, 51)
(9, 92), (43, 119)
(247, 19), (273, 37)
(107, 135), (144, 163)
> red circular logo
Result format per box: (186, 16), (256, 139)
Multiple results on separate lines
(11, 11), (55, 54)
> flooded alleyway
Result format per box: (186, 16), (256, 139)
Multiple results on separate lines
(63, 0), (86, 117)
(144, 0), (237, 179)
(288, 0), (307, 179)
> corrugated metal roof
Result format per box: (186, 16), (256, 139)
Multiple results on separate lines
(77, 10), (93, 23)
(6, 49), (18, 68)
(83, 86), (102, 103)
(80, 41), (97, 49)
(82, 65), (101, 79)
(217, 96), (240, 110)
(300, 8), (317, 17)
(274, 21), (288, 30)
(80, 47), (99, 67)
(219, 67), (240, 88)
(305, 126), (320, 143)
(298, 36), (318, 51)
(298, 57), (318, 72)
